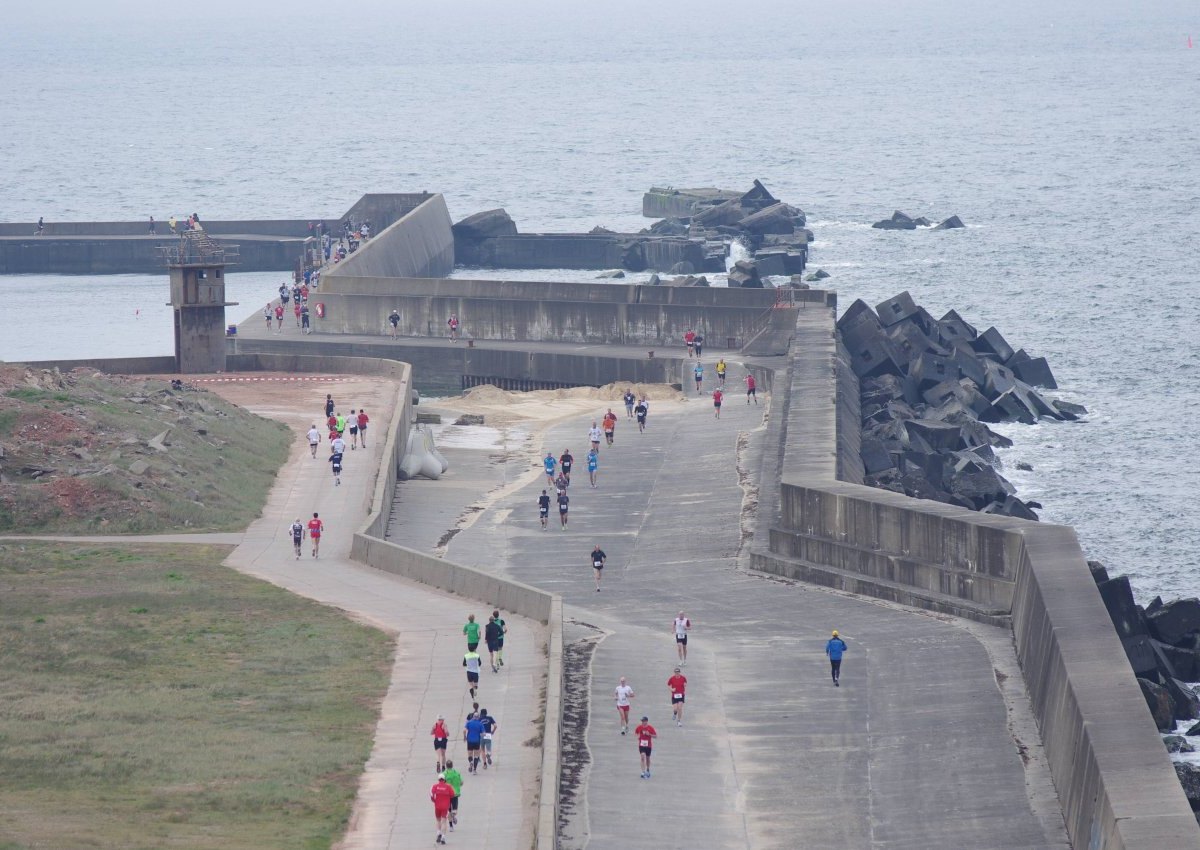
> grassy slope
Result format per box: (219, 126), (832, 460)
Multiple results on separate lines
(0, 543), (393, 850)
(0, 372), (291, 534)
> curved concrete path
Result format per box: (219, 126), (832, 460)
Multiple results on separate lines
(392, 368), (1070, 849)
(9, 376), (545, 850)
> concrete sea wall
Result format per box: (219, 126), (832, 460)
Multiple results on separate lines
(325, 194), (454, 281)
(454, 233), (705, 272)
(0, 234), (304, 274)
(751, 301), (1200, 848)
(312, 275), (814, 347)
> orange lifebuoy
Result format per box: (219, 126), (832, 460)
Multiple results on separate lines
(315, 302), (326, 319)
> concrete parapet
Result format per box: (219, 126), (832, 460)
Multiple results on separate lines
(752, 295), (1200, 849)
(0, 234), (303, 274)
(325, 194), (454, 280)
(454, 233), (704, 272)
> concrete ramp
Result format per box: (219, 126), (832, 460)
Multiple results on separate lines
(326, 194), (454, 280)
(740, 306), (798, 356)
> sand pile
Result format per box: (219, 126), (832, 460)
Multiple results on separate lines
(449, 382), (685, 427)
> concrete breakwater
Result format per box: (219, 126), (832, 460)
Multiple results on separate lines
(840, 290), (1077, 521)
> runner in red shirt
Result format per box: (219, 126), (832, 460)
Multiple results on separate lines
(684, 328), (696, 357)
(306, 512), (324, 559)
(602, 409), (617, 446)
(745, 373), (757, 405)
(668, 667), (688, 726)
(356, 409), (369, 448)
(293, 300), (302, 327)
(273, 303), (284, 332)
(712, 388), (723, 419)
(634, 716), (657, 779)
(430, 775), (454, 844)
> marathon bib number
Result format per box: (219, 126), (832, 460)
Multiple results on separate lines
(639, 738), (651, 747)
(593, 561), (603, 568)
(673, 693), (683, 699)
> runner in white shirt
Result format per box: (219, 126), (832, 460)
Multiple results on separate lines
(614, 676), (635, 735)
(306, 425), (321, 458)
(331, 435), (347, 455)
(588, 422), (602, 452)
(673, 612), (692, 665)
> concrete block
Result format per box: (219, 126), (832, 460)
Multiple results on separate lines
(979, 388), (1038, 425)
(1165, 677), (1200, 720)
(848, 335), (904, 379)
(875, 291), (919, 327)
(1122, 635), (1161, 677)
(837, 298), (881, 336)
(904, 419), (965, 451)
(1098, 575), (1149, 639)
(939, 309), (978, 340)
(908, 352), (954, 390)
(949, 342), (988, 386)
(1146, 598), (1200, 646)
(972, 326), (1015, 362)
(1012, 355), (1058, 389)
(860, 437), (896, 474)
(982, 359), (1017, 399)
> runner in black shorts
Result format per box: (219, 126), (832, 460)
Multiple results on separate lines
(348, 409), (359, 449)
(557, 490), (570, 529)
(431, 715), (450, 772)
(538, 489), (551, 530)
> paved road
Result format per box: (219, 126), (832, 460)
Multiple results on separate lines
(393, 364), (1069, 850)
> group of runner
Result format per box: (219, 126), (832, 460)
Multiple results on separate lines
(304, 394), (370, 488)
(429, 611), (509, 844)
(264, 280), (317, 335)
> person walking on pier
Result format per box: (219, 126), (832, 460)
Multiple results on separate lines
(300, 304), (311, 334)
(712, 387), (723, 418)
(307, 512), (324, 558)
(745, 373), (758, 404)
(624, 389), (636, 419)
(432, 714), (450, 773)
(430, 774), (454, 845)
(673, 612), (691, 664)
(693, 362), (704, 394)
(694, 333), (704, 358)
(590, 544), (606, 591)
(602, 409), (617, 446)
(668, 667), (688, 726)
(588, 422), (602, 453)
(289, 517), (305, 560)
(635, 398), (648, 433)
(448, 313), (460, 342)
(826, 630), (847, 687)
(635, 716), (657, 779)
(388, 308), (401, 339)
(490, 609), (507, 667)
(264, 303), (273, 332)
(587, 447), (599, 488)
(280, 283), (290, 308)
(558, 489), (570, 529)
(538, 489), (551, 529)
(35, 217), (44, 235)
(148, 215), (156, 235)
(716, 358), (727, 387)
(307, 424), (321, 458)
(169, 215), (177, 233)
(543, 452), (557, 486)
(274, 303), (284, 332)
(560, 449), (574, 485)
(614, 676), (635, 734)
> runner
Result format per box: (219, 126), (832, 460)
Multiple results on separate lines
(668, 666), (688, 726)
(586, 447), (599, 488)
(635, 716), (658, 779)
(614, 676), (635, 734)
(485, 613), (504, 673)
(357, 409), (369, 447)
(635, 398), (648, 433)
(826, 629), (848, 686)
(712, 387), (723, 418)
(331, 433), (346, 456)
(293, 299), (301, 327)
(273, 303), (284, 332)
(559, 448), (573, 485)
(557, 489), (570, 530)
(306, 424), (321, 458)
(431, 714), (450, 772)
(694, 333), (705, 358)
(279, 283), (290, 307)
(623, 388), (636, 419)
(324, 394), (335, 418)
(463, 614), (481, 652)
(602, 408), (617, 446)
(693, 361), (704, 394)
(588, 421), (602, 453)
(430, 774), (454, 844)
(538, 489), (551, 529)
(684, 328), (696, 357)
(300, 304), (310, 334)
(543, 452), (557, 486)
(673, 612), (692, 663)
(490, 609), (507, 667)
(307, 512), (324, 558)
(348, 409), (359, 449)
(263, 303), (273, 332)
(590, 544), (606, 591)
(448, 313), (460, 342)
(554, 472), (569, 496)
(334, 412), (347, 438)
(463, 647), (482, 699)
(746, 372), (758, 404)
(478, 708), (497, 768)
(443, 760), (463, 830)
(328, 449), (343, 486)
(388, 308), (401, 339)
(289, 517), (305, 559)
(716, 358), (727, 387)
(463, 711), (484, 773)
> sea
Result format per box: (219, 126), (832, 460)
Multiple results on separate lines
(1, 0), (1197, 603)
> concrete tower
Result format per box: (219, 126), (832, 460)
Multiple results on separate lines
(162, 231), (239, 373)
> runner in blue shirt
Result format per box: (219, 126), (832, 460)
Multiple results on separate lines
(478, 709), (498, 768)
(543, 452), (557, 486)
(464, 715), (485, 773)
(825, 630), (848, 686)
(587, 448), (599, 488)
(693, 362), (704, 394)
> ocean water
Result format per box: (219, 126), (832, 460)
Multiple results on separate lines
(1, 0), (1197, 600)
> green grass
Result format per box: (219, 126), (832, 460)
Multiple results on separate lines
(0, 543), (393, 850)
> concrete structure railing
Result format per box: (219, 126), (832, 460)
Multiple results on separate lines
(751, 300), (1200, 849)
(312, 274), (815, 347)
